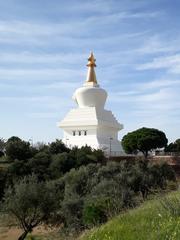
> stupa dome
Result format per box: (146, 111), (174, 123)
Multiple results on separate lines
(73, 52), (107, 108)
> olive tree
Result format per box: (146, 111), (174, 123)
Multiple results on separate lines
(122, 127), (168, 158)
(5, 136), (32, 161)
(2, 175), (60, 240)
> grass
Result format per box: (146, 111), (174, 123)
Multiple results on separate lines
(79, 191), (180, 240)
(1, 191), (179, 240)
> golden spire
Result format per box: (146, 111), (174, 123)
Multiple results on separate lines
(87, 52), (96, 67)
(85, 52), (98, 85)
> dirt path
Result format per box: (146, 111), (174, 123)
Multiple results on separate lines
(0, 226), (57, 240)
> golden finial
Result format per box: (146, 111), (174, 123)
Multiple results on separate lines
(87, 52), (96, 67)
(85, 52), (98, 85)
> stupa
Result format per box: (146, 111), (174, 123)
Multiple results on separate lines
(58, 53), (124, 156)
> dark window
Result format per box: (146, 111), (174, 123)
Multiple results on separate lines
(73, 131), (76, 136)
(79, 131), (81, 136)
(84, 130), (87, 136)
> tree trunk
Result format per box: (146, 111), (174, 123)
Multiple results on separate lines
(18, 230), (29, 240)
(142, 150), (148, 159)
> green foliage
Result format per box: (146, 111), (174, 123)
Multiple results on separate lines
(165, 138), (180, 153)
(2, 175), (60, 240)
(122, 127), (168, 157)
(8, 159), (30, 179)
(80, 191), (180, 240)
(61, 165), (99, 230)
(61, 197), (84, 231)
(59, 160), (176, 232)
(68, 146), (105, 168)
(27, 152), (52, 180)
(160, 194), (180, 217)
(34, 142), (50, 153)
(49, 152), (75, 179)
(83, 199), (107, 227)
(6, 136), (33, 161)
(0, 135), (178, 238)
(49, 139), (70, 154)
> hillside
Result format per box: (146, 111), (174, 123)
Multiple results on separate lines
(0, 191), (179, 240)
(80, 191), (180, 240)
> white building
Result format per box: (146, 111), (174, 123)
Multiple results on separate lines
(58, 53), (124, 156)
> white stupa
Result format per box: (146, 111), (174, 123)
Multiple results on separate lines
(58, 53), (124, 156)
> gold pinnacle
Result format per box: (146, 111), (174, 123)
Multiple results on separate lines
(85, 52), (98, 84)
(87, 52), (96, 67)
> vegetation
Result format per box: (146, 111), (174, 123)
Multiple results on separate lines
(122, 127), (168, 157)
(165, 138), (180, 153)
(80, 191), (180, 240)
(2, 175), (60, 240)
(0, 138), (5, 157)
(5, 136), (33, 161)
(0, 131), (178, 240)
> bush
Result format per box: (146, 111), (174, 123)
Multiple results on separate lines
(49, 152), (75, 179)
(64, 165), (99, 198)
(2, 175), (60, 240)
(27, 152), (52, 180)
(6, 136), (32, 161)
(61, 197), (84, 231)
(83, 199), (107, 227)
(49, 139), (70, 154)
(7, 159), (30, 180)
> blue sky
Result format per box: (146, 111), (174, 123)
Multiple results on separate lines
(0, 0), (180, 143)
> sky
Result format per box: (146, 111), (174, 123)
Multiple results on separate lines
(0, 0), (180, 144)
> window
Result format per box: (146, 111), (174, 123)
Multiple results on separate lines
(84, 130), (87, 136)
(78, 131), (81, 136)
(73, 131), (76, 136)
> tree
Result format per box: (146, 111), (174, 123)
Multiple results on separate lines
(176, 139), (180, 152)
(27, 152), (52, 180)
(49, 152), (75, 179)
(165, 138), (180, 153)
(122, 127), (168, 158)
(49, 139), (70, 154)
(2, 175), (60, 240)
(0, 138), (5, 156)
(5, 136), (32, 161)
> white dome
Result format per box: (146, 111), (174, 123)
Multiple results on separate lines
(73, 86), (107, 108)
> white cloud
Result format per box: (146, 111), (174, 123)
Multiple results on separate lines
(136, 54), (180, 71)
(139, 79), (180, 90)
(0, 52), (86, 64)
(0, 68), (84, 81)
(135, 35), (180, 55)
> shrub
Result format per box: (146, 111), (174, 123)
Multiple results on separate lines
(27, 152), (52, 180)
(7, 159), (30, 180)
(2, 175), (60, 240)
(83, 199), (107, 227)
(49, 152), (75, 179)
(64, 165), (99, 198)
(5, 136), (33, 161)
(61, 197), (84, 231)
(49, 139), (70, 154)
